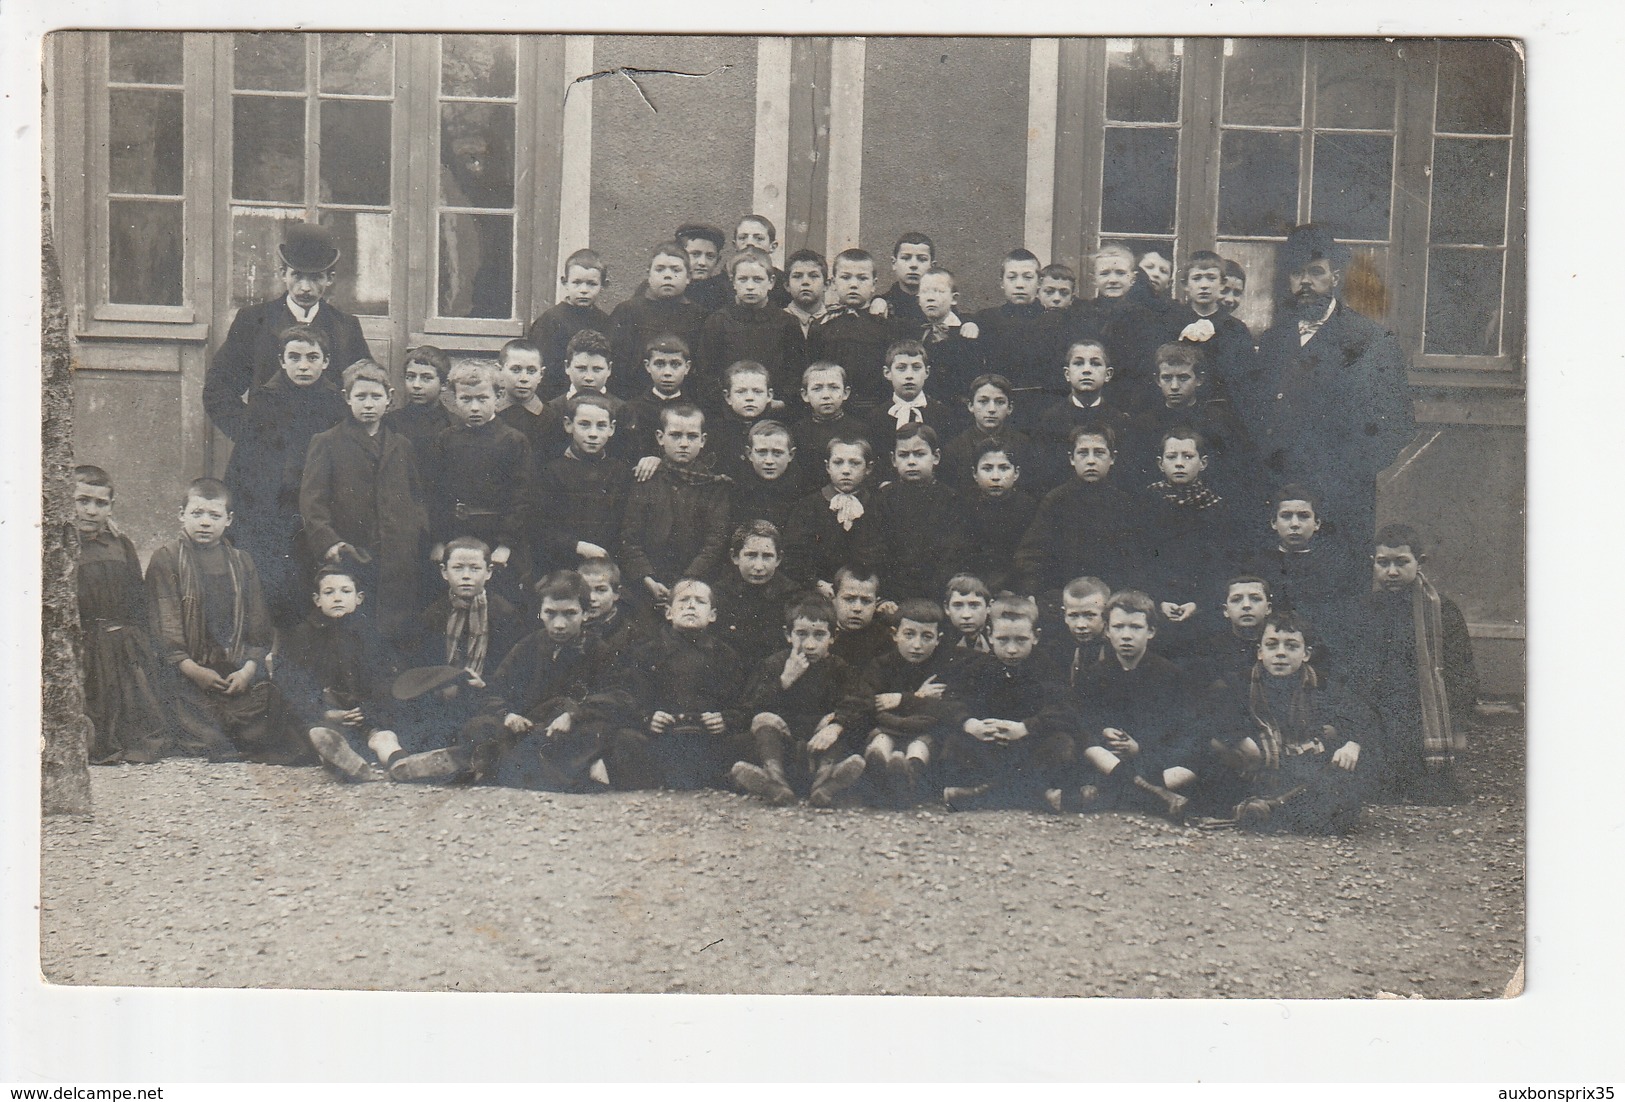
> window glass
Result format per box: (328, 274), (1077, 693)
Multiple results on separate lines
(1429, 137), (1510, 246)
(1314, 40), (1399, 130)
(1436, 41), (1516, 134)
(439, 212), (514, 319)
(320, 210), (392, 316)
(1101, 128), (1178, 235)
(1105, 39), (1181, 124)
(232, 97), (305, 203)
(1223, 40), (1304, 127)
(232, 32), (306, 92)
(1310, 131), (1394, 241)
(1425, 248), (1504, 356)
(441, 35), (516, 99)
(320, 33), (393, 97)
(109, 89), (184, 195)
(109, 32), (183, 84)
(109, 200), (183, 305)
(1219, 130), (1300, 237)
(320, 99), (392, 205)
(439, 103), (515, 209)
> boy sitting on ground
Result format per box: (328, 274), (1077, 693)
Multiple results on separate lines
(829, 563), (893, 669)
(942, 595), (1076, 810)
(278, 566), (403, 782)
(943, 573), (993, 654)
(1038, 575), (1112, 691)
(580, 557), (644, 660)
(731, 595), (865, 807)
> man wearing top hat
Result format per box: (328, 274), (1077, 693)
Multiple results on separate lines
(1241, 224), (1416, 549)
(204, 221), (373, 442)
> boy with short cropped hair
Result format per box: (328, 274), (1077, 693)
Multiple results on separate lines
(426, 359), (532, 606)
(1245, 485), (1366, 627)
(782, 435), (886, 591)
(72, 465), (167, 764)
(277, 565), (403, 782)
(1170, 575), (1276, 695)
(300, 359), (430, 643)
(1160, 250), (1257, 403)
(1219, 259), (1248, 317)
(708, 360), (777, 484)
(790, 362), (875, 466)
(782, 248), (830, 344)
(1075, 243), (1161, 414)
(1131, 244), (1175, 314)
(1348, 524), (1479, 805)
(609, 242), (707, 394)
(528, 248), (613, 398)
(876, 232), (935, 326)
(880, 340), (957, 437)
(874, 423), (960, 599)
(942, 573), (993, 654)
(712, 519), (801, 660)
(939, 374), (1030, 489)
(940, 440), (1037, 594)
(732, 595), (863, 806)
(618, 403), (733, 607)
(702, 248), (805, 403)
(729, 420), (809, 532)
(384, 345), (456, 464)
(495, 338), (552, 452)
(1039, 575), (1112, 691)
(943, 595), (1077, 810)
(580, 557), (643, 660)
(1038, 263), (1077, 313)
(224, 324), (348, 628)
(675, 222), (731, 313)
(539, 328), (635, 464)
(809, 248), (904, 417)
(1129, 342), (1256, 498)
(974, 248), (1069, 418)
(734, 214), (791, 307)
(829, 563), (892, 669)
(1015, 423), (1139, 596)
(914, 266), (985, 405)
(836, 597), (964, 806)
(1067, 590), (1201, 818)
(1134, 427), (1245, 629)
(623, 334), (699, 462)
(527, 393), (632, 577)
(1032, 338), (1134, 491)
(601, 578), (748, 789)
(146, 478), (301, 763)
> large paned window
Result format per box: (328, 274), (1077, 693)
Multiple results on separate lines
(228, 32), (396, 318)
(1099, 39), (1184, 263)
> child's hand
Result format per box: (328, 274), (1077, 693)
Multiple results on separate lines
(504, 712), (534, 734)
(324, 542), (351, 563)
(650, 711), (675, 734)
(913, 675), (946, 700)
(180, 660), (228, 693)
(808, 722), (841, 753)
(634, 456), (663, 482)
(815, 580), (835, 600)
(221, 663), (256, 696)
(998, 720), (1029, 742)
(430, 543), (446, 563)
(780, 648), (811, 688)
(545, 712), (573, 738)
(437, 684), (460, 701)
(768, 397), (786, 412)
(960, 321), (979, 340)
(1160, 601), (1196, 622)
(868, 298), (891, 318)
(877, 599), (899, 618)
(464, 673), (485, 690)
(701, 712), (726, 735)
(491, 545), (511, 567)
(1103, 727), (1138, 757)
(875, 692), (903, 712)
(1332, 741), (1361, 771)
(575, 541), (609, 559)
(964, 718), (995, 741)
(644, 577), (671, 603)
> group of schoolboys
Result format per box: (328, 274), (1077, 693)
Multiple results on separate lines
(72, 217), (1479, 834)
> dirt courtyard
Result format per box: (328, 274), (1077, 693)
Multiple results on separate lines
(38, 713), (1523, 999)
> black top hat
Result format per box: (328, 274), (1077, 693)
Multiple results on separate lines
(1280, 224), (1350, 272)
(278, 221), (341, 271)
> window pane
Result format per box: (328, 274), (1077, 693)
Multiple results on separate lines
(1343, 244), (1392, 322)
(1311, 131), (1393, 241)
(233, 32), (306, 92)
(439, 102), (515, 208)
(1105, 38), (1181, 124)
(1219, 130), (1300, 237)
(109, 89), (183, 196)
(1436, 40), (1516, 134)
(109, 32), (183, 85)
(232, 97), (305, 203)
(1425, 248), (1504, 356)
(1101, 127), (1178, 235)
(109, 199), (183, 305)
(1430, 137), (1510, 246)
(1314, 40), (1399, 130)
(1223, 39), (1304, 127)
(229, 207), (303, 311)
(319, 100), (391, 205)
(319, 210), (391, 315)
(321, 33), (393, 96)
(441, 35), (516, 99)
(439, 212), (514, 319)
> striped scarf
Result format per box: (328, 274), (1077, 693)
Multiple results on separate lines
(445, 592), (490, 678)
(177, 537), (247, 668)
(1247, 663), (1320, 771)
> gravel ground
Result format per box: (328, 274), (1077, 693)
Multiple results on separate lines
(39, 713), (1523, 999)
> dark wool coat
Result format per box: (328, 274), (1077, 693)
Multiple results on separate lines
(700, 302), (807, 402)
(425, 419), (533, 550)
(782, 485), (885, 589)
(276, 610), (401, 731)
(527, 302), (613, 389)
(204, 297), (370, 441)
(873, 478), (962, 599)
(1014, 478), (1141, 595)
(618, 465), (733, 588)
(526, 450), (632, 575)
(608, 295), (708, 397)
(971, 302), (1070, 407)
(808, 308), (905, 414)
(740, 649), (855, 737)
(940, 487), (1038, 594)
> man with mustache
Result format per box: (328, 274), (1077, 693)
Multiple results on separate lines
(1242, 224), (1416, 550)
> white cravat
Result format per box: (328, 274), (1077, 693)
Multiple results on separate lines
(889, 394), (928, 429)
(1297, 299), (1337, 345)
(828, 492), (865, 531)
(286, 296), (322, 325)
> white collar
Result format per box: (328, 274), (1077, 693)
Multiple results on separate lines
(1070, 393), (1103, 409)
(285, 296), (322, 324)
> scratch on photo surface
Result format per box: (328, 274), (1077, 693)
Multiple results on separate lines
(565, 65), (734, 112)
(1380, 429), (1442, 487)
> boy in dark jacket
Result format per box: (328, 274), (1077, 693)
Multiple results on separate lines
(1014, 424), (1139, 597)
(527, 248), (613, 400)
(1032, 338), (1135, 492)
(609, 242), (707, 398)
(809, 249), (903, 418)
(782, 436), (885, 591)
(700, 248), (804, 402)
(940, 440), (1037, 594)
(939, 374), (1029, 490)
(790, 362), (876, 466)
(618, 403), (733, 608)
(875, 232), (934, 327)
(527, 393), (631, 577)
(873, 423), (960, 599)
(973, 249), (1069, 422)
(729, 420), (810, 532)
(382, 345), (455, 468)
(712, 520), (803, 662)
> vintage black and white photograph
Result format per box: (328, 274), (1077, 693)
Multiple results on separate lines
(35, 30), (1526, 1007)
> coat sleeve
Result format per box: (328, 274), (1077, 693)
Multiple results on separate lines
(617, 481), (659, 587)
(1439, 595), (1479, 719)
(204, 308), (260, 442)
(682, 484), (733, 582)
(298, 430), (343, 562)
(497, 435), (533, 551)
(143, 545), (190, 667)
(1013, 497), (1056, 593)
